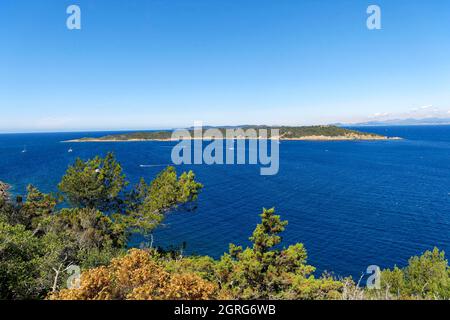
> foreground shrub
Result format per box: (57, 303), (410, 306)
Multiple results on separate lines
(49, 249), (220, 300)
(379, 248), (450, 299)
(51, 209), (344, 300)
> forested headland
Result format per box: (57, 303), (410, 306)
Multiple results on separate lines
(66, 126), (398, 142)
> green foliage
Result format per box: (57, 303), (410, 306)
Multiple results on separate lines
(215, 208), (343, 299)
(50, 208), (345, 300)
(75, 126), (384, 141)
(58, 153), (202, 235)
(43, 207), (126, 249)
(58, 152), (127, 211)
(0, 184), (57, 230)
(21, 185), (58, 228)
(164, 255), (218, 283)
(0, 221), (44, 299)
(0, 154), (203, 299)
(379, 248), (450, 299)
(278, 126), (381, 139)
(0, 205), (120, 299)
(122, 167), (203, 234)
(249, 207), (288, 255)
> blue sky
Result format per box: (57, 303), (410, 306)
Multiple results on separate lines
(1, 0), (450, 132)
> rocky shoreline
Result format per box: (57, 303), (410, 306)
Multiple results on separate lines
(0, 181), (10, 200)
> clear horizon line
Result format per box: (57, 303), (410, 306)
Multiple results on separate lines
(3, 123), (450, 135)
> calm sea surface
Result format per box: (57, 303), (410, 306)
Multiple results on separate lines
(1, 125), (450, 279)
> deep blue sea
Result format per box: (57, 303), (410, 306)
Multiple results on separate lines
(1, 125), (450, 280)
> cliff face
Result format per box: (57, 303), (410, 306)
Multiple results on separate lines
(0, 181), (10, 200)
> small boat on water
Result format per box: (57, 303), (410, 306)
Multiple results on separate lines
(21, 146), (27, 153)
(68, 148), (73, 153)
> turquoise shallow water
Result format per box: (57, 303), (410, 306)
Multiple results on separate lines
(1, 125), (450, 280)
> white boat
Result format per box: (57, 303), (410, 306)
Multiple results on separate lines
(68, 148), (73, 153)
(21, 146), (27, 153)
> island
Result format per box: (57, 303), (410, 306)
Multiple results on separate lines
(64, 125), (401, 142)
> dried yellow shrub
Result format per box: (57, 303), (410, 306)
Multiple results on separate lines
(49, 249), (219, 300)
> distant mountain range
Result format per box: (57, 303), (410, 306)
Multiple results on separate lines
(335, 117), (450, 126)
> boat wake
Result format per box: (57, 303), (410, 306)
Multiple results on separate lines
(139, 164), (172, 168)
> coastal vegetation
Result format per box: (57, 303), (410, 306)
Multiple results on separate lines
(0, 153), (202, 299)
(66, 125), (393, 142)
(1, 154), (449, 300)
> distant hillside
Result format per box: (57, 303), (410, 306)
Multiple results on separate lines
(65, 126), (399, 142)
(340, 118), (450, 126)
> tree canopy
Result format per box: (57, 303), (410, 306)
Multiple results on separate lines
(0, 153), (202, 299)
